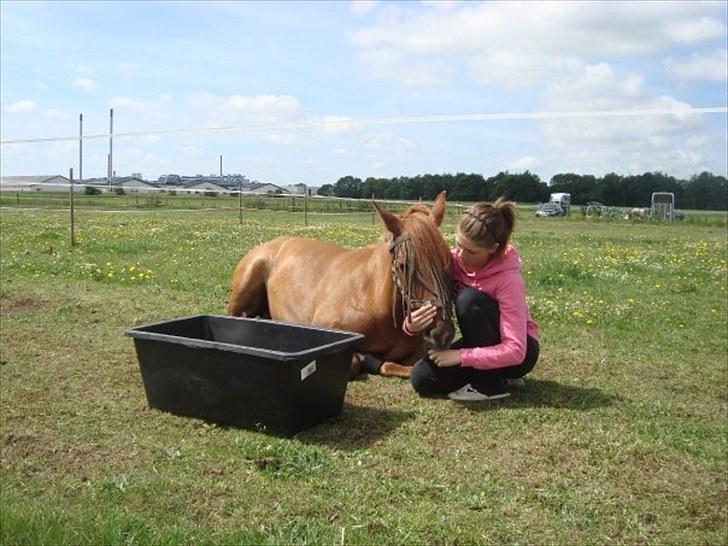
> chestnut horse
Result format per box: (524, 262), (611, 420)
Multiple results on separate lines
(226, 191), (455, 378)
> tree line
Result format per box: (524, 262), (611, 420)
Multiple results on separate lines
(317, 171), (727, 210)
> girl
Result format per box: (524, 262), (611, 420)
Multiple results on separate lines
(406, 198), (540, 401)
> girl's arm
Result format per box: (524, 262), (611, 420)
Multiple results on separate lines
(459, 275), (528, 370)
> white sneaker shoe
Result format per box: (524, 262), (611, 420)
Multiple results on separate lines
(447, 383), (510, 402)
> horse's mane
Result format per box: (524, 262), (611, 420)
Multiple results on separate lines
(403, 207), (451, 271)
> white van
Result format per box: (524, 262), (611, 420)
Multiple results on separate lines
(549, 193), (571, 215)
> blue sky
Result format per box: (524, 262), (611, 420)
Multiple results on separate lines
(1, 1), (727, 185)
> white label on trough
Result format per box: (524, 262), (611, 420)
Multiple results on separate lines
(301, 360), (317, 381)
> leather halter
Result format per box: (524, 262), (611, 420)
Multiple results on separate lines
(388, 233), (453, 327)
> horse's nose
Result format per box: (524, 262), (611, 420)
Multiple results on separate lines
(423, 317), (455, 350)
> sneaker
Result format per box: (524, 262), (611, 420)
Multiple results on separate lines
(448, 382), (510, 402)
(505, 377), (526, 389)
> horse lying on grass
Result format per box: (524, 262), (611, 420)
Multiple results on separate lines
(226, 191), (455, 378)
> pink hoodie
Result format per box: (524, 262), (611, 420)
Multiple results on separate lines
(452, 245), (540, 371)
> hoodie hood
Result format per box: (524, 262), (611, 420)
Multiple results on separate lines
(453, 244), (522, 282)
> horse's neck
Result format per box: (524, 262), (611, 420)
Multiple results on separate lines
(369, 242), (405, 324)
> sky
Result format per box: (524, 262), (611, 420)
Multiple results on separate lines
(1, 0), (727, 186)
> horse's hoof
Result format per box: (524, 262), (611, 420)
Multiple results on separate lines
(361, 355), (384, 375)
(348, 354), (363, 380)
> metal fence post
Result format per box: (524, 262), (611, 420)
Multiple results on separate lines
(69, 168), (76, 247)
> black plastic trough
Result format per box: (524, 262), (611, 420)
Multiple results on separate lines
(125, 315), (364, 436)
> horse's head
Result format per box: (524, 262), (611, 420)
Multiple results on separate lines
(373, 191), (455, 351)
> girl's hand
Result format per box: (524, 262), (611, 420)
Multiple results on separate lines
(405, 303), (437, 333)
(427, 349), (461, 367)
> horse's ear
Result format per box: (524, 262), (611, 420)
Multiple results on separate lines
(431, 190), (447, 227)
(372, 200), (402, 237)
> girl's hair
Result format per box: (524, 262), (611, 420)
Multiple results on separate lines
(458, 197), (516, 256)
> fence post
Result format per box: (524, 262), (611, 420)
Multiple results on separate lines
(69, 168), (76, 247)
(238, 180), (243, 225)
(304, 186), (308, 226)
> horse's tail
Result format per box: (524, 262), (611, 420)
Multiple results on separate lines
(226, 239), (283, 317)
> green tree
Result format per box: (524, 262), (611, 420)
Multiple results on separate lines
(317, 184), (334, 196)
(550, 173), (599, 204)
(489, 171), (548, 202)
(684, 172), (728, 210)
(333, 176), (362, 198)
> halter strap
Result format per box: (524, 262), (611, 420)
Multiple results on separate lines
(388, 233), (452, 328)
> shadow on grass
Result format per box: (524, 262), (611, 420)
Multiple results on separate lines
(298, 402), (416, 450)
(456, 379), (619, 412)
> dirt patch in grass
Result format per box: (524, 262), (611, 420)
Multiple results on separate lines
(0, 293), (49, 315)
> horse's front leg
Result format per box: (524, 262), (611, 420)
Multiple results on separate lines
(353, 352), (420, 379)
(379, 361), (413, 378)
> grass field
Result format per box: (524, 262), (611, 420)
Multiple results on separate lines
(1, 201), (726, 545)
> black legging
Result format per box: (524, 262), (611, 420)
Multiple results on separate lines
(410, 287), (539, 396)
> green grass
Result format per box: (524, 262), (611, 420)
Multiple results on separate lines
(0, 191), (385, 214)
(1, 204), (726, 545)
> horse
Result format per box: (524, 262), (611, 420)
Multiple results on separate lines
(226, 191), (455, 378)
(629, 207), (650, 219)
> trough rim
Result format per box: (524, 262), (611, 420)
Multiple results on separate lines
(124, 314), (365, 362)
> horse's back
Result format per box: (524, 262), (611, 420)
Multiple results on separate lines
(227, 236), (376, 320)
(264, 237), (387, 326)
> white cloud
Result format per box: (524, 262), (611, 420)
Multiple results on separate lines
(72, 78), (96, 92)
(109, 96), (149, 110)
(43, 108), (70, 119)
(357, 49), (452, 86)
(469, 53), (583, 88)
(353, 2), (725, 55)
(539, 63), (715, 178)
(116, 62), (139, 73)
(6, 100), (36, 113)
(226, 94), (299, 115)
(664, 49), (728, 82)
(265, 133), (300, 145)
(74, 63), (94, 75)
(421, 1), (462, 12)
(320, 116), (361, 133)
(349, 2), (726, 87)
(350, 1), (378, 16)
(507, 155), (542, 172)
(366, 131), (416, 152)
(189, 93), (301, 127)
(181, 145), (202, 155)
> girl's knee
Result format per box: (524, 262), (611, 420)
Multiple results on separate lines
(456, 287), (498, 322)
(409, 359), (438, 396)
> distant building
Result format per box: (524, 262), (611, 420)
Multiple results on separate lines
(286, 183), (308, 195)
(285, 183), (319, 196)
(2, 173), (291, 196)
(114, 177), (159, 192)
(246, 182), (288, 194)
(184, 181), (229, 193)
(0, 175), (71, 192)
(157, 173), (260, 191)
(158, 174), (182, 186)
